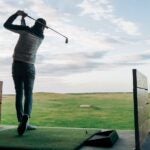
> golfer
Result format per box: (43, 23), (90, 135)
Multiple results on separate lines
(4, 10), (46, 135)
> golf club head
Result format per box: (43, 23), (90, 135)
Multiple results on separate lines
(65, 38), (68, 44)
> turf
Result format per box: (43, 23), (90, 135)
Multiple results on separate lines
(1, 92), (134, 129)
(0, 127), (99, 150)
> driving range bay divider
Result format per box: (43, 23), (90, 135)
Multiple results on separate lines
(133, 69), (150, 150)
(0, 81), (3, 122)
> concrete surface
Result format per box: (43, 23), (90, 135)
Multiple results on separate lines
(80, 130), (150, 150)
(80, 130), (132, 150)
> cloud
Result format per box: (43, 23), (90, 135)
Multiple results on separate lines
(36, 51), (107, 75)
(1, 46), (148, 78)
(0, 1), (17, 14)
(78, 0), (113, 20)
(37, 51), (107, 64)
(0, 1), (18, 25)
(1, 50), (149, 77)
(111, 18), (139, 35)
(78, 0), (140, 35)
(36, 50), (150, 76)
(105, 50), (150, 64)
(0, 56), (12, 75)
(25, 0), (70, 25)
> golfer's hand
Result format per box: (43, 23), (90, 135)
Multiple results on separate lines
(16, 10), (27, 17)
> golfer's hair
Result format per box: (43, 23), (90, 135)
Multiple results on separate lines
(35, 18), (46, 27)
(31, 18), (46, 38)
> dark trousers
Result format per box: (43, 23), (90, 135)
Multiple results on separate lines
(12, 61), (35, 122)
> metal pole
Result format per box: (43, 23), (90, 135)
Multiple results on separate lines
(27, 15), (68, 43)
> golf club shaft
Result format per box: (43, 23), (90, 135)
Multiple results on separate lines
(27, 15), (68, 43)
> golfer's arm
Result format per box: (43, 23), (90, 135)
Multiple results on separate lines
(21, 17), (26, 26)
(3, 13), (26, 33)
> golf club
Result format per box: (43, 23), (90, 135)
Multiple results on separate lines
(27, 15), (68, 44)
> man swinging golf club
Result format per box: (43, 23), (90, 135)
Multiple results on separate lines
(4, 10), (46, 135)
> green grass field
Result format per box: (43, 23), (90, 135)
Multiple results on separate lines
(1, 92), (134, 129)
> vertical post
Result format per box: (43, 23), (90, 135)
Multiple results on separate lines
(133, 69), (149, 150)
(0, 81), (3, 122)
(133, 69), (140, 150)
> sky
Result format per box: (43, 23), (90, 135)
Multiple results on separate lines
(1, 0), (150, 94)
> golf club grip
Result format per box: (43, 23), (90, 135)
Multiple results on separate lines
(27, 15), (36, 21)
